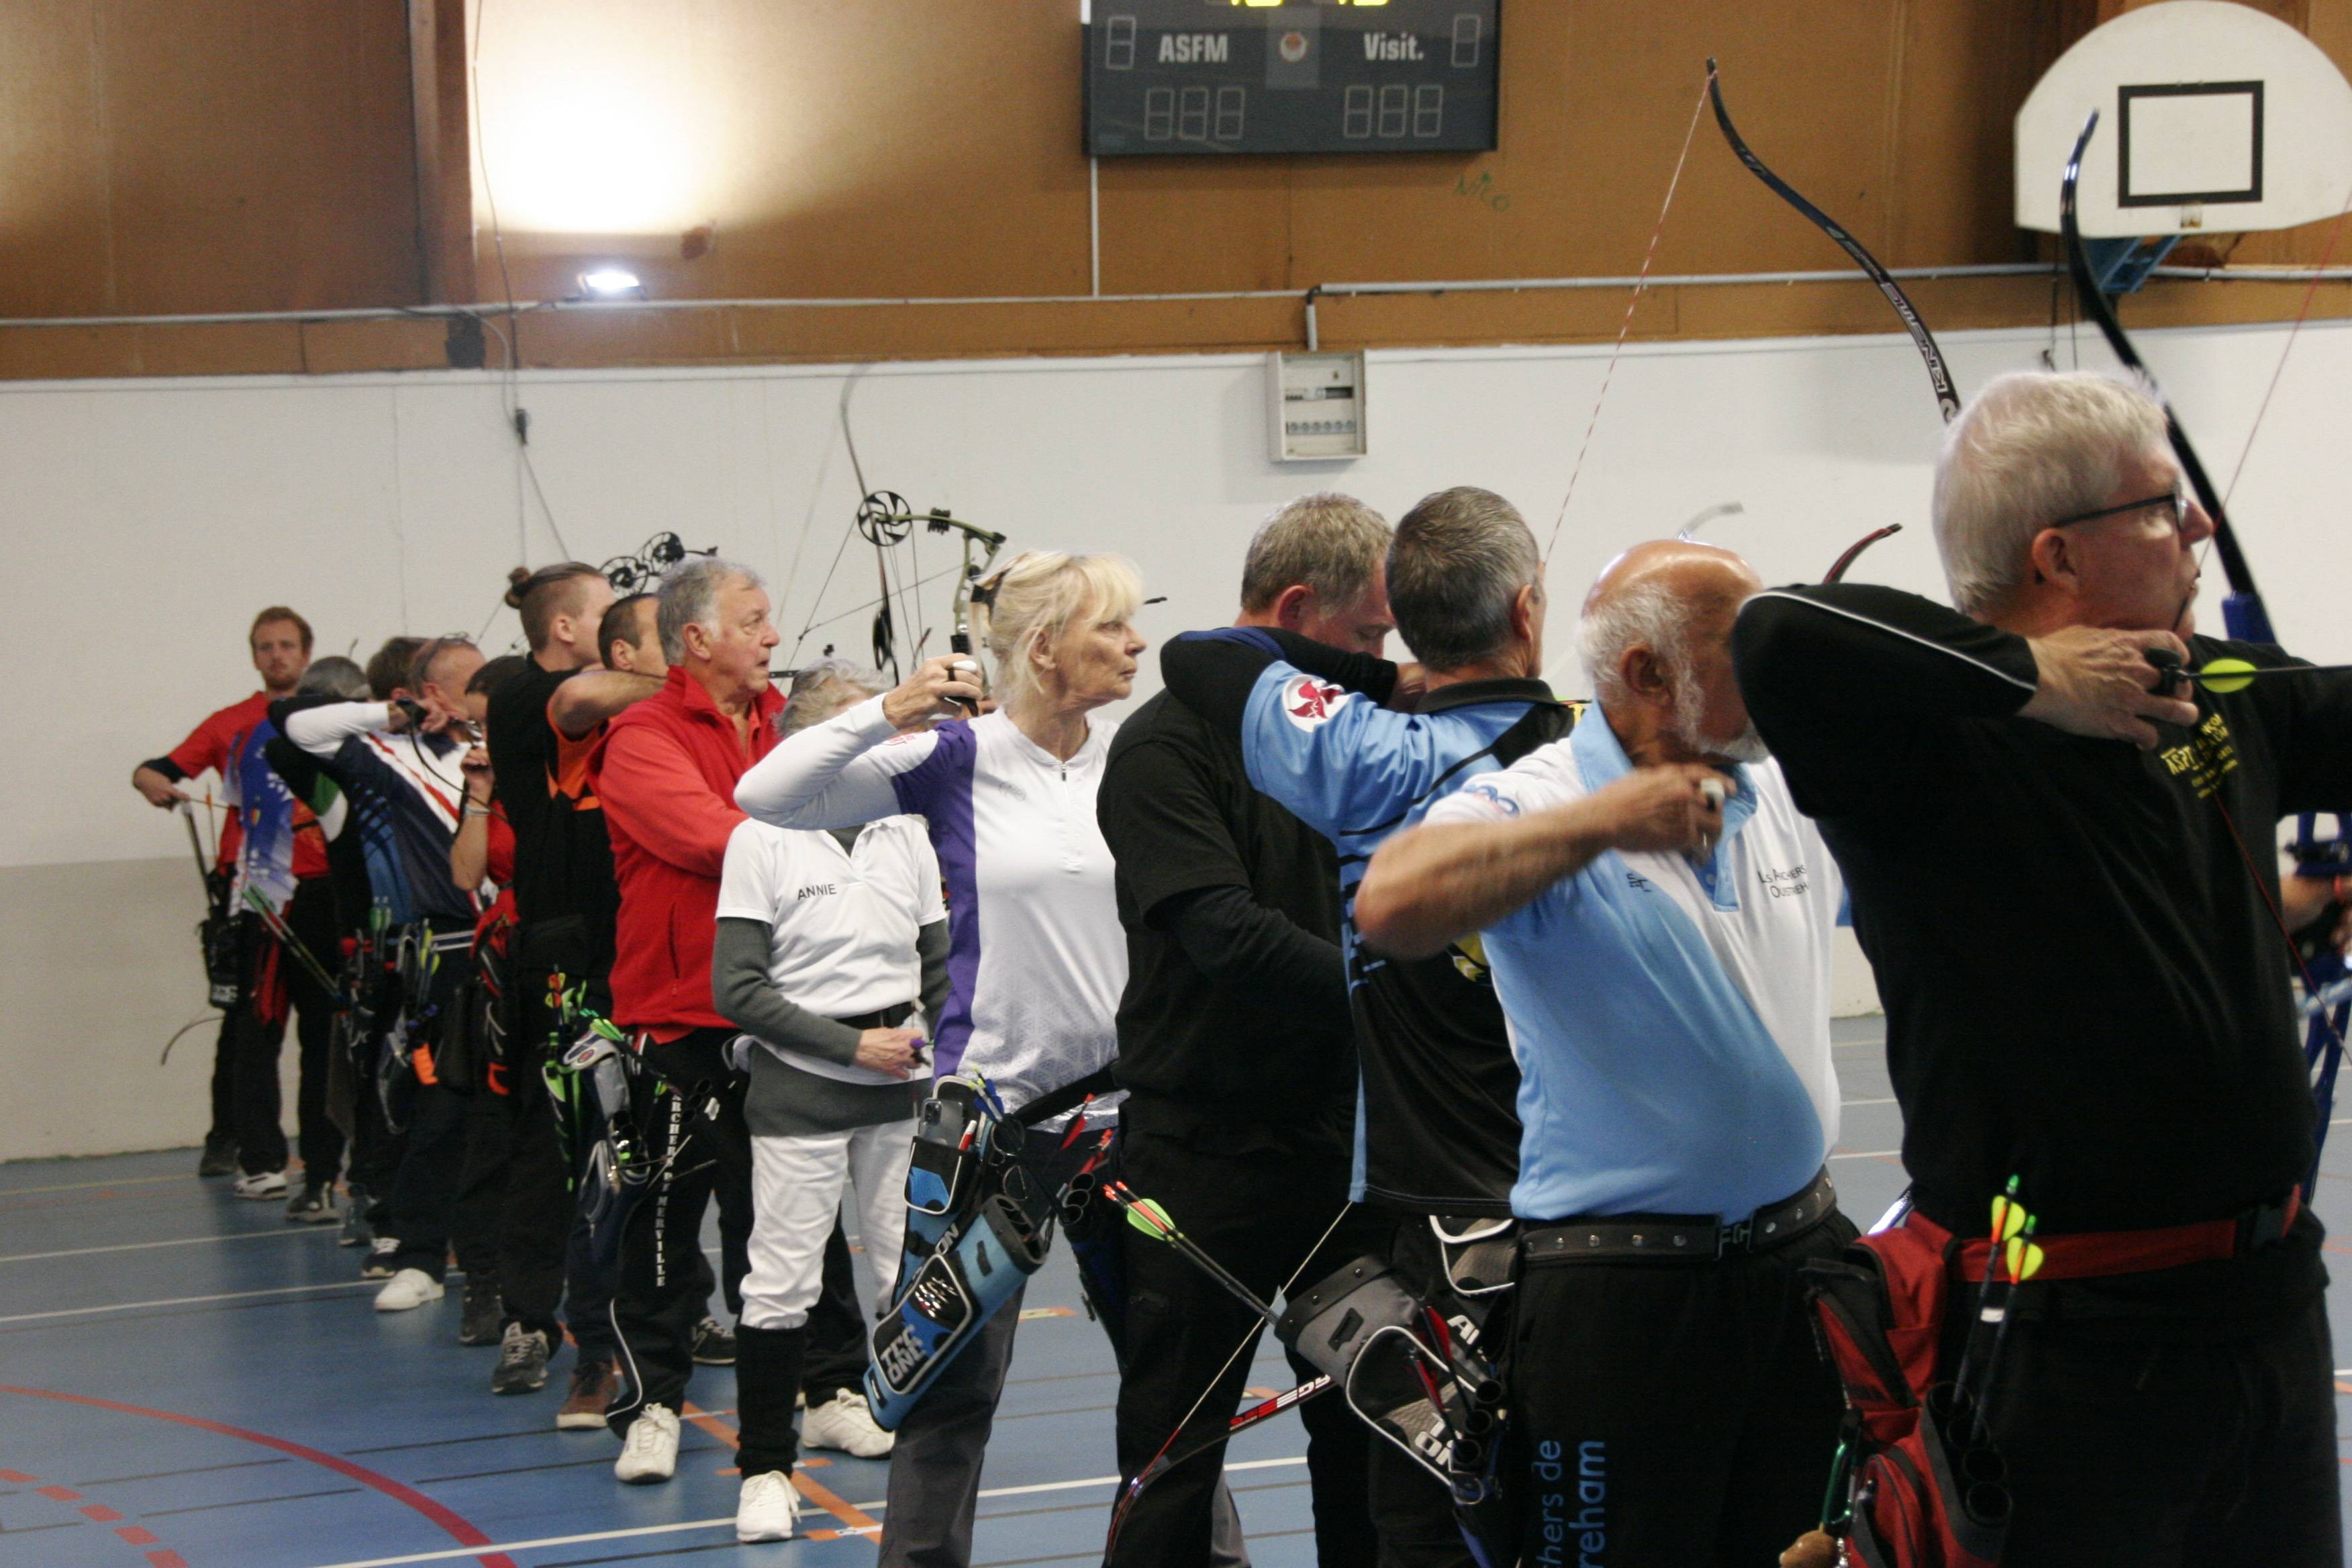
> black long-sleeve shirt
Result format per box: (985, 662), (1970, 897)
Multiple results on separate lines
(1099, 683), (1357, 1130)
(1736, 585), (2352, 1299)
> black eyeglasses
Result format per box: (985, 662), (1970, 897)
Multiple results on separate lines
(2051, 489), (2190, 532)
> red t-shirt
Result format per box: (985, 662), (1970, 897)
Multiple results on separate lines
(163, 691), (328, 880)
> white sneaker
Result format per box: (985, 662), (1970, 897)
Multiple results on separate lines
(735, 1469), (801, 1542)
(232, 1169), (289, 1199)
(800, 1387), (895, 1457)
(614, 1403), (680, 1484)
(373, 1268), (444, 1312)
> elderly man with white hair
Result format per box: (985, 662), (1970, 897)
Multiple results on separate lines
(1355, 538), (1854, 1568)
(1732, 369), (2352, 1565)
(593, 557), (787, 1481)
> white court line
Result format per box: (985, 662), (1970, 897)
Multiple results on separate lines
(0, 1228), (331, 1265)
(298, 1457), (1310, 1568)
(0, 1279), (373, 1324)
(1843, 1097), (1897, 1108)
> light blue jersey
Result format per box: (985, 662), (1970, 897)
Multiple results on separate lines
(1162, 626), (1573, 1215)
(1424, 707), (1843, 1222)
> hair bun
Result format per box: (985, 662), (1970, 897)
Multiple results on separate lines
(503, 565), (532, 609)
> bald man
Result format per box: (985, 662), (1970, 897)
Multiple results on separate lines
(1355, 542), (1853, 1568)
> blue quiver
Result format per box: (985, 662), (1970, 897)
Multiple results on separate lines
(865, 1075), (1055, 1429)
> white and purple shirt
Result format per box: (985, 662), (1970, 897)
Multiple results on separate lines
(734, 698), (1124, 1119)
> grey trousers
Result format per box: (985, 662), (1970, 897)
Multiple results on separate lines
(876, 1279), (1250, 1568)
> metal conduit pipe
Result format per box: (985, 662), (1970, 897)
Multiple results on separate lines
(0, 264), (2050, 332)
(0, 260), (2337, 338)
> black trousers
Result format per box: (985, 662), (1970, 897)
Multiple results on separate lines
(345, 1036), (405, 1220)
(495, 971), (578, 1338)
(207, 1008), (238, 1146)
(1508, 1212), (1853, 1568)
(605, 1029), (867, 1432)
(1108, 1097), (1383, 1568)
(226, 880), (344, 1181)
(1955, 1282), (2339, 1566)
(494, 967), (626, 1363)
(383, 944), (481, 1277)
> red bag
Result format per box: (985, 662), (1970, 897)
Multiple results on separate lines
(1803, 1214), (2008, 1568)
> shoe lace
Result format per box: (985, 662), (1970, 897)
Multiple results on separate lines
(497, 1331), (540, 1368)
(629, 1406), (675, 1449)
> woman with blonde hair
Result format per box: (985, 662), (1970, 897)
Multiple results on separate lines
(734, 550), (1148, 1568)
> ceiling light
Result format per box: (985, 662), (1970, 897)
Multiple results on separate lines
(579, 268), (645, 299)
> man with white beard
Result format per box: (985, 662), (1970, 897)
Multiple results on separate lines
(1353, 540), (1854, 1568)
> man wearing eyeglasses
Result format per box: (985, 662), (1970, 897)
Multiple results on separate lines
(1732, 369), (2352, 1567)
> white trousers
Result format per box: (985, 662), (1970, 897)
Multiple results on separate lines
(741, 1119), (914, 1331)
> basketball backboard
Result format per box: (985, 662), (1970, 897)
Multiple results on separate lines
(2016, 0), (2352, 238)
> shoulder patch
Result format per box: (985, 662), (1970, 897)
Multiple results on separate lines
(1457, 779), (1521, 818)
(1279, 674), (1353, 731)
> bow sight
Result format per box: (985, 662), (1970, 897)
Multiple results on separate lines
(852, 491), (1007, 681)
(599, 532), (713, 595)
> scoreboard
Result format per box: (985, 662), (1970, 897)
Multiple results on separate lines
(1085, 0), (1501, 158)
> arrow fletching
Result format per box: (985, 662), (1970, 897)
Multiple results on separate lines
(1124, 1197), (1179, 1240)
(2004, 1217), (2041, 1281)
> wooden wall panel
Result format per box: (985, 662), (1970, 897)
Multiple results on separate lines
(3, 0), (2351, 377)
(0, 0), (117, 317)
(0, 0), (425, 317)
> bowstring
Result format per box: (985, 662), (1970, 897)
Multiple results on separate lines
(2166, 177), (2352, 600)
(1545, 70), (1714, 567)
(1106, 1199), (1358, 1551)
(2218, 177), (2352, 515)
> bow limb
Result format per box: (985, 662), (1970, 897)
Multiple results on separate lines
(2060, 111), (2272, 641)
(1708, 58), (1961, 423)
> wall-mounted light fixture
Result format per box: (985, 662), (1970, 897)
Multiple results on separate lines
(579, 268), (646, 299)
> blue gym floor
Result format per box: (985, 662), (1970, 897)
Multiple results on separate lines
(1, 1018), (2343, 1566)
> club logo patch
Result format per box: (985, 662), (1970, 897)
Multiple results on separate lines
(1459, 781), (1520, 818)
(1281, 675), (1352, 730)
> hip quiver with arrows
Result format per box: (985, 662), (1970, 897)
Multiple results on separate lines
(1801, 1221), (2007, 1568)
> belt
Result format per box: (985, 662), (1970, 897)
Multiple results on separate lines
(1521, 1170), (1836, 1265)
(834, 1001), (915, 1032)
(1937, 1188), (2301, 1284)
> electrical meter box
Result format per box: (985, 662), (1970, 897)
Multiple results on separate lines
(1269, 350), (1367, 462)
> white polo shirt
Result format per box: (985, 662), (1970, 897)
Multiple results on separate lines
(1422, 707), (1844, 1222)
(716, 814), (946, 1085)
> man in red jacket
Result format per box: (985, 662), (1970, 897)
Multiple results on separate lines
(594, 558), (783, 1481)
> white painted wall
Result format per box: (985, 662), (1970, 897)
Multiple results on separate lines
(7, 320), (2347, 1159)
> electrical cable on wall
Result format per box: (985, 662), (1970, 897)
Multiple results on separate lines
(468, 0), (571, 565)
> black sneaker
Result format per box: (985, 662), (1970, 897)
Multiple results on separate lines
(338, 1184), (374, 1248)
(197, 1136), (239, 1178)
(361, 1236), (402, 1281)
(458, 1280), (503, 1346)
(491, 1323), (553, 1395)
(690, 1316), (737, 1366)
(284, 1185), (338, 1225)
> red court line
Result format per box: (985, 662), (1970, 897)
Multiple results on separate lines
(0, 1385), (518, 1568)
(3, 1457), (187, 1567)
